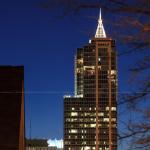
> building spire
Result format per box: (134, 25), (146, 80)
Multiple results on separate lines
(95, 8), (106, 38)
(99, 8), (102, 20)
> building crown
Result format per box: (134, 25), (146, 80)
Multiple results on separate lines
(95, 8), (106, 38)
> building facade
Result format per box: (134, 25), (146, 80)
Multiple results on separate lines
(26, 147), (49, 150)
(26, 139), (64, 150)
(26, 147), (63, 150)
(64, 10), (117, 150)
(0, 66), (25, 150)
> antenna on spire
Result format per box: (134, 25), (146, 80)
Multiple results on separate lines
(99, 8), (101, 20)
(95, 8), (106, 38)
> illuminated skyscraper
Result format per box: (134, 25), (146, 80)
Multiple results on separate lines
(64, 10), (117, 150)
(0, 66), (25, 150)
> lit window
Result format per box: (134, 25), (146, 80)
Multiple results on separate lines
(71, 129), (77, 133)
(111, 118), (116, 122)
(82, 141), (86, 145)
(83, 66), (95, 70)
(99, 112), (104, 116)
(112, 124), (117, 128)
(111, 107), (116, 111)
(106, 107), (116, 111)
(98, 124), (102, 127)
(77, 58), (83, 64)
(76, 68), (80, 73)
(110, 70), (116, 75)
(71, 118), (77, 122)
(85, 146), (91, 150)
(103, 118), (109, 122)
(106, 107), (109, 111)
(71, 112), (78, 116)
(90, 124), (96, 127)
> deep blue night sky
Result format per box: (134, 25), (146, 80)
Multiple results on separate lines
(0, 0), (134, 142)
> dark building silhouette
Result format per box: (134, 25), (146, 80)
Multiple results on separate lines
(0, 66), (25, 150)
(64, 10), (117, 150)
(26, 139), (48, 150)
(26, 139), (63, 150)
(26, 139), (48, 147)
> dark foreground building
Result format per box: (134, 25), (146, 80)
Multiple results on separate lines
(64, 10), (117, 150)
(26, 139), (48, 150)
(26, 139), (63, 150)
(0, 66), (25, 150)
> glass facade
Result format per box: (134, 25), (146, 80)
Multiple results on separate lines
(64, 38), (117, 150)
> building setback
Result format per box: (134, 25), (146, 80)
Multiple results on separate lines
(0, 66), (25, 150)
(64, 10), (117, 150)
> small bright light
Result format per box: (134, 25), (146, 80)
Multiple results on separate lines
(47, 139), (63, 148)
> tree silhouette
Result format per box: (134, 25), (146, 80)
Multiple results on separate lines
(40, 0), (150, 149)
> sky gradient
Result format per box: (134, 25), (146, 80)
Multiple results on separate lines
(0, 0), (135, 142)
